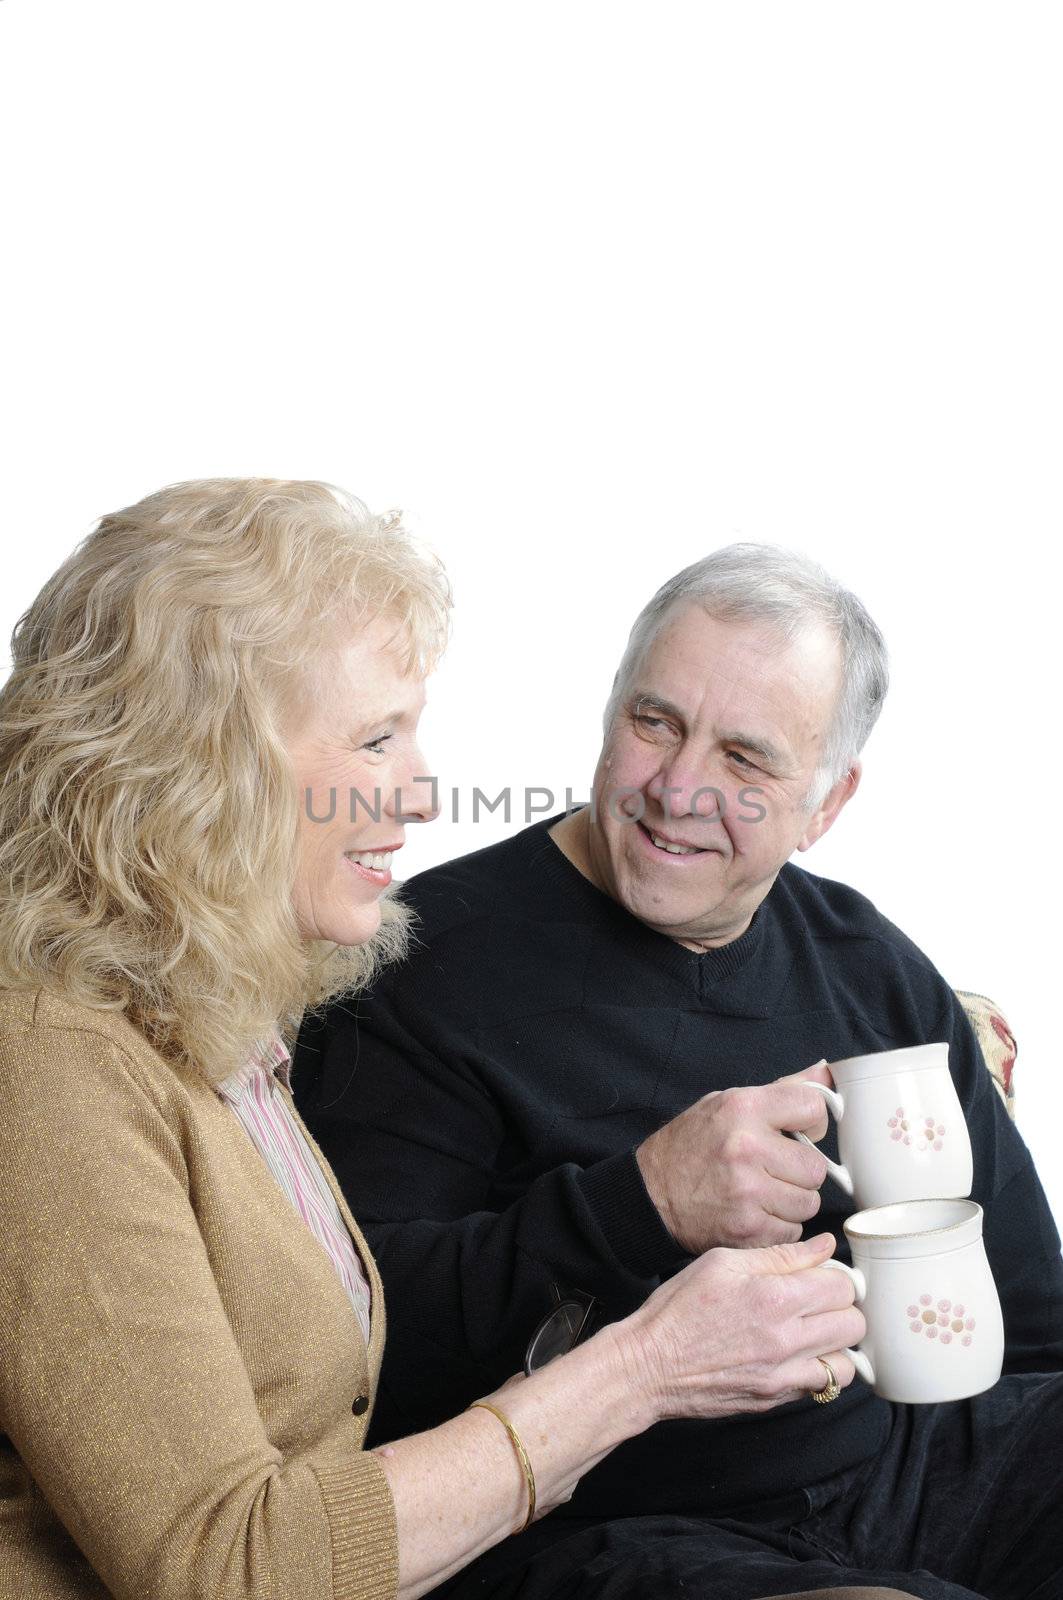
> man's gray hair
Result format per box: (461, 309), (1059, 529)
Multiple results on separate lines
(604, 543), (889, 813)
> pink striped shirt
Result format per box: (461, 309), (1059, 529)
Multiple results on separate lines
(217, 1030), (373, 1347)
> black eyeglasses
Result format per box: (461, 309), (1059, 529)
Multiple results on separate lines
(524, 1285), (598, 1375)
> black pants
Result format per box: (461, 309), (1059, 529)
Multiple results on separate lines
(437, 1373), (1062, 1600)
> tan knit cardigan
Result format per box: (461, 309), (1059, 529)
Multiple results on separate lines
(0, 987), (398, 1600)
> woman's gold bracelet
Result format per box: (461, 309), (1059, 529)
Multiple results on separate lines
(467, 1400), (537, 1533)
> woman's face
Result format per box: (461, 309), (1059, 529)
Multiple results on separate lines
(287, 617), (437, 946)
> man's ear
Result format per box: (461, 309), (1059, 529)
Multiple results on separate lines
(797, 760), (862, 852)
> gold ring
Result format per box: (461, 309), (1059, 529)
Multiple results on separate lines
(810, 1356), (841, 1405)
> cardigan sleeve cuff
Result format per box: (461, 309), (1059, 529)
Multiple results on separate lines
(312, 1451), (399, 1600)
(576, 1148), (692, 1281)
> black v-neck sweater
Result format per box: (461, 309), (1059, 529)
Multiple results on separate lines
(294, 813), (1063, 1519)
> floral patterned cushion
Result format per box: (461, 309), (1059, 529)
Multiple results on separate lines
(954, 990), (1017, 1119)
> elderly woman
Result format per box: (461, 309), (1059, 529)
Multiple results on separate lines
(0, 480), (863, 1600)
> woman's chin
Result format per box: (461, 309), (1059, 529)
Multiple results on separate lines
(337, 907), (383, 948)
(303, 901), (384, 949)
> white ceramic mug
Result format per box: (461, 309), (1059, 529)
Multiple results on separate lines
(796, 1041), (973, 1209)
(823, 1199), (1004, 1404)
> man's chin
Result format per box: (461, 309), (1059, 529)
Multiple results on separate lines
(617, 879), (723, 934)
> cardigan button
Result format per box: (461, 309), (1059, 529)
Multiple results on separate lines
(352, 1395), (369, 1416)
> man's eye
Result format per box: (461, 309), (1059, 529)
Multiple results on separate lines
(363, 735), (392, 756)
(728, 750), (756, 770)
(633, 714), (677, 739)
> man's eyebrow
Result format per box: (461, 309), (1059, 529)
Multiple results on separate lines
(629, 691), (686, 721)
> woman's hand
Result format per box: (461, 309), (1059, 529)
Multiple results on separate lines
(614, 1232), (865, 1423)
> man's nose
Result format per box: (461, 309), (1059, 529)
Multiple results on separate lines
(646, 761), (726, 821)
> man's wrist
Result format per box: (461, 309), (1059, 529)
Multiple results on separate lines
(576, 1148), (693, 1280)
(634, 1135), (682, 1247)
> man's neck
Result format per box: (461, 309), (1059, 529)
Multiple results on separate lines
(547, 807), (597, 883)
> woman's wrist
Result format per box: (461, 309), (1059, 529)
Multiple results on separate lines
(375, 1315), (664, 1599)
(499, 1315), (661, 1453)
(466, 1401), (537, 1532)
(594, 1311), (666, 1433)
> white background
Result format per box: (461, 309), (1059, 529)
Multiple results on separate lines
(1, 2), (1060, 1222)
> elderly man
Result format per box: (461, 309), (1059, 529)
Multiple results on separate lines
(294, 545), (1063, 1600)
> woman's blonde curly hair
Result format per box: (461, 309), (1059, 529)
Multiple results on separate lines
(0, 478), (451, 1083)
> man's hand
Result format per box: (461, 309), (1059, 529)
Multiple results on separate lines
(635, 1062), (835, 1252)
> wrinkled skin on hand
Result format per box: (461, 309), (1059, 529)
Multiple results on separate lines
(626, 1232), (865, 1421)
(636, 1062), (836, 1252)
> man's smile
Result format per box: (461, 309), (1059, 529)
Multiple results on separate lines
(634, 819), (723, 859)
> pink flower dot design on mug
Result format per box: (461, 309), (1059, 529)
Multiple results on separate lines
(906, 1295), (976, 1347)
(888, 1108), (946, 1152)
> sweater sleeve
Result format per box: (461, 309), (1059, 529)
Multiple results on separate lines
(0, 1028), (397, 1600)
(936, 989), (1063, 1373)
(294, 993), (685, 1441)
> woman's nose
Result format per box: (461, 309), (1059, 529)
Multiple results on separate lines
(388, 748), (440, 824)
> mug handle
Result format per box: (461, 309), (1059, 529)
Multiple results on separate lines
(792, 1082), (854, 1197)
(820, 1259), (876, 1386)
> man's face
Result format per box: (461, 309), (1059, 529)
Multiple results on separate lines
(586, 602), (857, 948)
